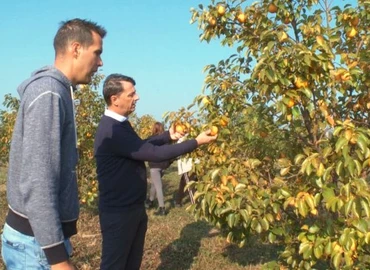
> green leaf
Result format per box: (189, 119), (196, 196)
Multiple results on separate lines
(280, 167), (290, 176)
(298, 199), (308, 217)
(356, 136), (368, 154)
(220, 207), (233, 215)
(324, 241), (332, 255)
(271, 227), (284, 236)
(335, 137), (348, 153)
(294, 154), (306, 165)
(365, 232), (370, 244)
(193, 191), (205, 201)
(266, 68), (276, 83)
(323, 166), (333, 182)
(335, 161), (344, 176)
(226, 231), (233, 243)
(344, 199), (354, 217)
(322, 146), (333, 158)
(239, 209), (250, 222)
(235, 183), (247, 192)
(333, 252), (342, 269)
(260, 217), (269, 231)
(298, 87), (312, 99)
(339, 231), (349, 246)
(341, 183), (350, 198)
(227, 213), (235, 228)
(305, 195), (316, 210)
(292, 107), (300, 118)
(308, 224), (320, 233)
(303, 244), (312, 260)
(353, 219), (368, 234)
(313, 245), (323, 259)
(306, 163), (313, 176)
(361, 199), (370, 217)
(352, 199), (361, 218)
(211, 168), (221, 181)
(280, 188), (291, 198)
(354, 160), (362, 176)
(201, 198), (207, 212)
(268, 232), (276, 243)
(333, 126), (344, 136)
(344, 251), (354, 267)
(322, 188), (335, 201)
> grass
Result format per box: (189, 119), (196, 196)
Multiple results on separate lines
(0, 165), (280, 269)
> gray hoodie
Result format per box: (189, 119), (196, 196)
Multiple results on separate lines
(6, 66), (79, 264)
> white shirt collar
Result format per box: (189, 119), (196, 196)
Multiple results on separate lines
(104, 109), (127, 122)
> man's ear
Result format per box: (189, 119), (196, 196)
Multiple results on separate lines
(111, 95), (118, 106)
(70, 41), (81, 59)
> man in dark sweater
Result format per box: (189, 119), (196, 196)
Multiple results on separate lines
(94, 73), (217, 270)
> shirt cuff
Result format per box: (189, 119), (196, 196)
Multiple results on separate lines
(43, 242), (69, 265)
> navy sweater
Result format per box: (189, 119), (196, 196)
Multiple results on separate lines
(94, 115), (198, 212)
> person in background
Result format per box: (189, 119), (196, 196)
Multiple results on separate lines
(175, 157), (198, 207)
(1, 19), (106, 270)
(94, 73), (217, 270)
(146, 122), (172, 216)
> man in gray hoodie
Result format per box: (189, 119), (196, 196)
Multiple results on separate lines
(1, 19), (106, 270)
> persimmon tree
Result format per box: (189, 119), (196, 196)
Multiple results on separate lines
(0, 95), (19, 165)
(129, 113), (157, 139)
(74, 74), (105, 205)
(173, 0), (370, 268)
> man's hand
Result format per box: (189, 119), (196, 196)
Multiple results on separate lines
(51, 261), (76, 270)
(195, 130), (217, 146)
(169, 124), (185, 141)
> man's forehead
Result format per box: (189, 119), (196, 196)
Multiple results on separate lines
(121, 81), (135, 92)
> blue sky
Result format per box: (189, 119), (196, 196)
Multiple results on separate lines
(0, 0), (356, 120)
(0, 0), (231, 120)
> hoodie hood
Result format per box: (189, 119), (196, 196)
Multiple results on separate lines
(17, 66), (73, 98)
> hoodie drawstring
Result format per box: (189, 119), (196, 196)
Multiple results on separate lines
(70, 86), (78, 149)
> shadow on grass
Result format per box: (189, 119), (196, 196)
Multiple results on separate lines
(157, 219), (284, 270)
(223, 235), (283, 267)
(157, 220), (214, 270)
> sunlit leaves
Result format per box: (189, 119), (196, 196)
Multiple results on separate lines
(178, 0), (370, 268)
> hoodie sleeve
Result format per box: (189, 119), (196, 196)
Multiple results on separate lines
(19, 82), (69, 264)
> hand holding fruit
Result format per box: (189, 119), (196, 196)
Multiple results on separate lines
(170, 123), (186, 140)
(195, 126), (218, 145)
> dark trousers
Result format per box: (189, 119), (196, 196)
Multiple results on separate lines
(99, 204), (148, 270)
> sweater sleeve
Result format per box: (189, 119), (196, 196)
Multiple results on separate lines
(145, 131), (171, 145)
(19, 85), (68, 264)
(113, 123), (198, 162)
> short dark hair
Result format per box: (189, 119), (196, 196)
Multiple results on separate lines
(103, 74), (136, 105)
(53, 18), (107, 55)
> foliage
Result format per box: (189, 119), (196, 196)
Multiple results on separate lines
(129, 112), (157, 139)
(74, 74), (106, 205)
(167, 0), (370, 269)
(0, 94), (19, 165)
(0, 167), (279, 269)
